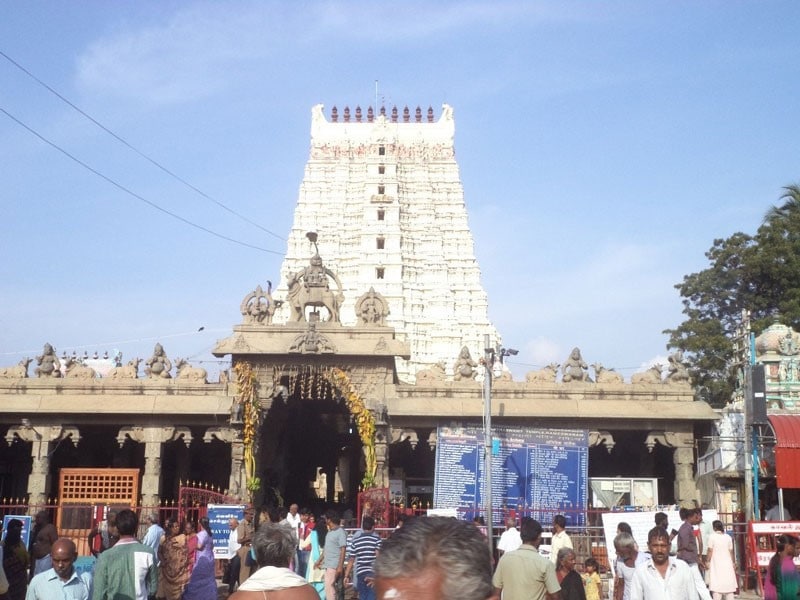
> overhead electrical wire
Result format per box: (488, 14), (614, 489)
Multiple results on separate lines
(1, 107), (282, 255)
(0, 49), (285, 242)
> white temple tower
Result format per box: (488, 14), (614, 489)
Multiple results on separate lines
(275, 103), (499, 382)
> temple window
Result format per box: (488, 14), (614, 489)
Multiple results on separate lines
(376, 267), (385, 279)
(378, 165), (385, 175)
(376, 237), (385, 250)
(377, 209), (385, 221)
(378, 145), (385, 156)
(378, 185), (385, 195)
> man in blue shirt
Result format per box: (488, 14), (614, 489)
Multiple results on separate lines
(26, 538), (92, 600)
(315, 510), (347, 600)
(140, 513), (164, 565)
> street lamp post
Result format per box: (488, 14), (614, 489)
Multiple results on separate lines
(482, 336), (518, 555)
(483, 335), (494, 555)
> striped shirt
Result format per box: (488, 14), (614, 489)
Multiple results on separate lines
(345, 532), (381, 578)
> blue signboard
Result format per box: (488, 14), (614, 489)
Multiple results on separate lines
(208, 504), (245, 559)
(2, 515), (32, 548)
(434, 425), (588, 526)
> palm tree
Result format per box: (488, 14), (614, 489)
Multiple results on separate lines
(764, 184), (800, 225)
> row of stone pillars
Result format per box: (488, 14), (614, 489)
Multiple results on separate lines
(4, 424), (245, 506)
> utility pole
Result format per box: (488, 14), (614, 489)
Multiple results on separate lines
(483, 334), (494, 556)
(482, 337), (518, 555)
(736, 309), (756, 521)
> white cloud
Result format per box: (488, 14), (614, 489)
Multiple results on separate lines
(74, 0), (588, 105)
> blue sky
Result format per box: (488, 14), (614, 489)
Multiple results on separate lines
(1, 1), (798, 380)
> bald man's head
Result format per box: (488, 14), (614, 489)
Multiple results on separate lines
(51, 538), (77, 580)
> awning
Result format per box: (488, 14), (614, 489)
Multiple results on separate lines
(768, 415), (800, 489)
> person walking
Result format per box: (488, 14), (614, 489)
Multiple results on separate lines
(763, 535), (800, 600)
(314, 511), (346, 600)
(631, 527), (697, 600)
(676, 508), (711, 600)
(556, 548), (586, 600)
(493, 517), (561, 600)
(26, 538), (92, 600)
(183, 517), (216, 600)
(705, 521), (737, 600)
(91, 509), (157, 600)
(2, 519), (29, 600)
(343, 516), (381, 600)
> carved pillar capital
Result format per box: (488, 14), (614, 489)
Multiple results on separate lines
(203, 427), (242, 445)
(589, 430), (615, 453)
(391, 427), (419, 448)
(645, 430), (693, 453)
(117, 426), (192, 448)
(5, 423), (80, 446)
(427, 429), (437, 451)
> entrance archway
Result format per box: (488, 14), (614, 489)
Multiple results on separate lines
(237, 364), (376, 509)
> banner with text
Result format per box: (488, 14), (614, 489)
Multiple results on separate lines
(434, 425), (588, 526)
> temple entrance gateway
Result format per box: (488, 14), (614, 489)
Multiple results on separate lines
(257, 367), (363, 507)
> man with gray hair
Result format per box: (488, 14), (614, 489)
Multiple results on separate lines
(230, 523), (318, 599)
(614, 531), (647, 600)
(374, 516), (498, 600)
(140, 513), (164, 564)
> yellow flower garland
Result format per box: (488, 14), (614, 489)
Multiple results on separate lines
(329, 367), (377, 488)
(233, 361), (260, 500)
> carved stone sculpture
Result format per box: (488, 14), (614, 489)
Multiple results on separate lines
(35, 343), (61, 378)
(144, 343), (172, 379)
(453, 346), (477, 381)
(562, 347), (591, 383)
(288, 323), (336, 354)
(64, 357), (97, 379)
(632, 364), (663, 385)
(416, 361), (446, 383)
(355, 287), (390, 326)
(0, 357), (31, 378)
(525, 363), (560, 384)
(241, 282), (282, 325)
(286, 247), (345, 323)
(591, 363), (624, 384)
(665, 351), (691, 385)
(107, 358), (141, 380)
(779, 331), (799, 356)
(175, 358), (208, 383)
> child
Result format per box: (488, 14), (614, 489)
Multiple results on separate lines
(583, 557), (602, 600)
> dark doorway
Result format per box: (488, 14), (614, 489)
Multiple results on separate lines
(258, 371), (361, 509)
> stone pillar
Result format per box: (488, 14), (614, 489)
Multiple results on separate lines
(118, 426), (192, 507)
(5, 424), (80, 505)
(374, 425), (389, 488)
(203, 427), (244, 500)
(645, 430), (698, 506)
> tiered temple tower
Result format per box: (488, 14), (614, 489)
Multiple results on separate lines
(275, 103), (499, 382)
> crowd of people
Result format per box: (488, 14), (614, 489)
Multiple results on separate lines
(0, 504), (796, 600)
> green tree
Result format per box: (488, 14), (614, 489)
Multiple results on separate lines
(665, 185), (800, 407)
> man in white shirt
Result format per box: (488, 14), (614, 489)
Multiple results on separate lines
(227, 517), (242, 594)
(496, 516), (522, 557)
(550, 514), (572, 564)
(631, 527), (698, 600)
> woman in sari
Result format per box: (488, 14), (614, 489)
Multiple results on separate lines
(157, 518), (190, 600)
(764, 534), (800, 600)
(0, 519), (28, 600)
(184, 521), (198, 578)
(183, 517), (217, 600)
(305, 515), (326, 599)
